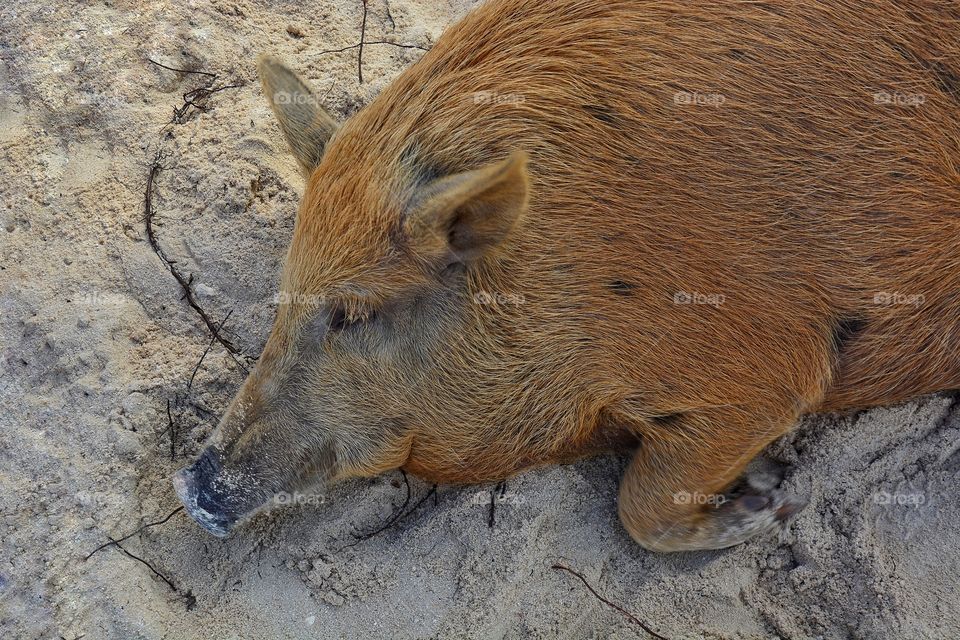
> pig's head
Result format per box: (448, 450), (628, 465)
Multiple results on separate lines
(173, 55), (561, 537)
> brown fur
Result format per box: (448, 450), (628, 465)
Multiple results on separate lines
(175, 0), (960, 551)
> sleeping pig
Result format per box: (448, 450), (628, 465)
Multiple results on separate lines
(173, 0), (960, 551)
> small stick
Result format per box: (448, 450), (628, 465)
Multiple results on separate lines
(106, 536), (197, 610)
(169, 83), (245, 127)
(154, 398), (177, 458)
(489, 480), (507, 528)
(314, 40), (430, 57)
(141, 60), (251, 371)
(351, 470), (411, 539)
(187, 308), (234, 393)
(148, 56), (244, 129)
(167, 398), (176, 460)
(344, 482), (437, 547)
(146, 58), (218, 78)
(488, 489), (496, 528)
(358, 0), (369, 83)
(551, 563), (668, 640)
(109, 537), (178, 591)
(143, 150), (248, 372)
(84, 507), (184, 561)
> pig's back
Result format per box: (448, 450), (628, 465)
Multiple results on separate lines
(327, 0), (960, 410)
(343, 0), (960, 282)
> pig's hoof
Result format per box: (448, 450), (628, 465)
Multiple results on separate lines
(666, 489), (806, 551)
(694, 491), (804, 549)
(632, 490), (805, 552)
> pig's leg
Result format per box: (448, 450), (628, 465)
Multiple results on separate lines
(617, 408), (803, 552)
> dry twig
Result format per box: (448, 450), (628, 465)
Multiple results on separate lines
(315, 0), (430, 83)
(143, 149), (248, 372)
(343, 477), (437, 547)
(552, 563), (668, 639)
(84, 507), (184, 561)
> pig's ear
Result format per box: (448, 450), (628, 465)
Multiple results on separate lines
(257, 55), (339, 175)
(403, 151), (529, 262)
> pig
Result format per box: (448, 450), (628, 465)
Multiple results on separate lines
(173, 0), (960, 551)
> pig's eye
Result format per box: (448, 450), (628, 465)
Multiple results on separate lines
(327, 306), (377, 335)
(329, 307), (349, 332)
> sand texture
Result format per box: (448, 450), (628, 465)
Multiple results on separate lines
(1, 1), (958, 638)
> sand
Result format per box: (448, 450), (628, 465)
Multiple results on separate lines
(1, 0), (958, 638)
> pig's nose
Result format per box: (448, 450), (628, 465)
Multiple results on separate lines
(172, 449), (237, 537)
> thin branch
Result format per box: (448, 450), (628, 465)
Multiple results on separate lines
(109, 537), (177, 591)
(552, 563), (668, 639)
(352, 470), (411, 539)
(488, 488), (496, 528)
(146, 58), (218, 78)
(167, 398), (176, 460)
(358, 0), (369, 83)
(85, 509), (194, 609)
(314, 40), (430, 57)
(188, 308), (234, 392)
(168, 83), (245, 128)
(143, 150), (249, 373)
(343, 481), (437, 548)
(141, 59), (252, 375)
(84, 507), (184, 561)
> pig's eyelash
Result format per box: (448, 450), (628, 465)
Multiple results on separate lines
(327, 303), (378, 334)
(328, 307), (349, 332)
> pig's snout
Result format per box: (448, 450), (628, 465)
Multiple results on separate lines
(172, 449), (238, 538)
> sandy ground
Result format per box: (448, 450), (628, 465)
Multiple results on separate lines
(1, 1), (959, 638)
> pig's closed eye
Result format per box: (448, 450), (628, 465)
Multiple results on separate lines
(329, 307), (349, 332)
(327, 307), (377, 335)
